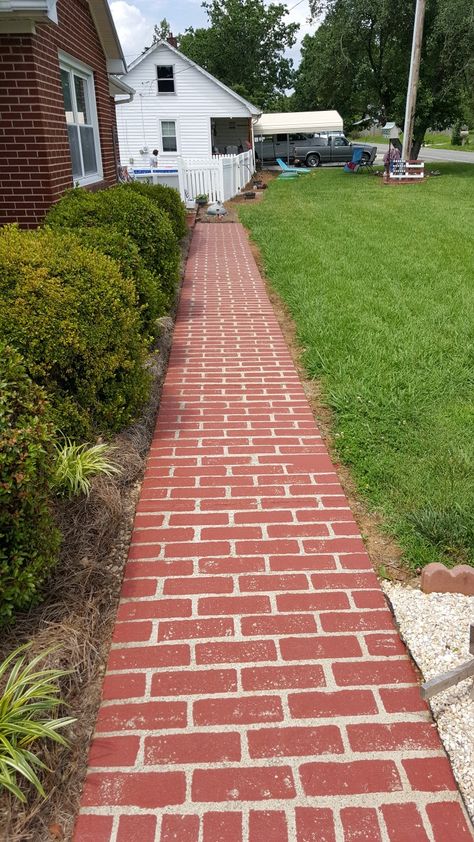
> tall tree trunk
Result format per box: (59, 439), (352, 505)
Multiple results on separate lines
(411, 125), (428, 159)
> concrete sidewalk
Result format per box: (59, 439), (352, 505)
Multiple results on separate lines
(74, 224), (473, 842)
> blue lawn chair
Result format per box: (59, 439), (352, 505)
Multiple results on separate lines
(277, 171), (299, 181)
(344, 147), (364, 173)
(276, 158), (311, 175)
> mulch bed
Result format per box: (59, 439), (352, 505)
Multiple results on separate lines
(0, 228), (194, 842)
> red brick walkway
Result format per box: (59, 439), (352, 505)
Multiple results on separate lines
(74, 225), (473, 842)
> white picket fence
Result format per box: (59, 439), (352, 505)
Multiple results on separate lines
(129, 150), (255, 204)
(183, 149), (255, 203)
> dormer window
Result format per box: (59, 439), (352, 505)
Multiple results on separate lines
(157, 65), (175, 94)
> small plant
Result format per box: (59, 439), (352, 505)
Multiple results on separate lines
(451, 121), (462, 146)
(195, 193), (208, 205)
(0, 645), (75, 802)
(52, 440), (121, 497)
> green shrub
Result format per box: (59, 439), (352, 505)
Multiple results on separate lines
(72, 226), (167, 338)
(0, 343), (60, 625)
(45, 186), (180, 302)
(125, 181), (187, 240)
(451, 122), (462, 146)
(0, 226), (150, 440)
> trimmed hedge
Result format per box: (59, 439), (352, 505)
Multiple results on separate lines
(45, 186), (180, 302)
(0, 225), (150, 440)
(72, 226), (167, 339)
(125, 181), (187, 240)
(0, 342), (60, 625)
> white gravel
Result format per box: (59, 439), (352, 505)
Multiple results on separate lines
(383, 583), (474, 820)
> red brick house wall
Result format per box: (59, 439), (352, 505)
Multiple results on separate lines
(0, 0), (119, 227)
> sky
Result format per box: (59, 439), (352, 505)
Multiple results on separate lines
(108, 0), (314, 68)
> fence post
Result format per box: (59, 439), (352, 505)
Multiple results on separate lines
(218, 157), (225, 202)
(176, 157), (186, 201)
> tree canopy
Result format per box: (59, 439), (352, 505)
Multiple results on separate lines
(294, 0), (474, 155)
(176, 0), (299, 109)
(152, 19), (172, 44)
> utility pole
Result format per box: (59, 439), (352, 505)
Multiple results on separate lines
(401, 0), (426, 161)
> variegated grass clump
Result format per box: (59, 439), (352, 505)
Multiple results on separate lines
(0, 645), (75, 802)
(53, 439), (121, 497)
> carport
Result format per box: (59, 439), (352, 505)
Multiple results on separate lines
(253, 110), (344, 164)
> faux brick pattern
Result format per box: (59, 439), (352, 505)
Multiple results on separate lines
(74, 226), (472, 840)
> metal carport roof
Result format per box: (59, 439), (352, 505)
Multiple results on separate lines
(254, 110), (343, 135)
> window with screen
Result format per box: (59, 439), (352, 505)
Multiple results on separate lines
(161, 120), (177, 152)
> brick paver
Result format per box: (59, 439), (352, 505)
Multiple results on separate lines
(74, 225), (473, 841)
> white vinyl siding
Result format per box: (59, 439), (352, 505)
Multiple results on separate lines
(116, 44), (254, 166)
(59, 53), (102, 186)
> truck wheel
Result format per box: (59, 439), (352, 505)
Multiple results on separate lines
(306, 153), (321, 168)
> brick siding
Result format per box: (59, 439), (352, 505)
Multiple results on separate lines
(0, 0), (118, 227)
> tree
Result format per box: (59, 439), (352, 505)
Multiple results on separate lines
(177, 0), (299, 109)
(152, 18), (172, 44)
(294, 0), (474, 156)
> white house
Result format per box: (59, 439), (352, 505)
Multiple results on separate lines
(115, 38), (261, 202)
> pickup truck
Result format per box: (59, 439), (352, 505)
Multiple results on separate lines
(293, 135), (377, 167)
(254, 133), (377, 168)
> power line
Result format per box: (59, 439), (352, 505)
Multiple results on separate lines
(287, 0), (309, 12)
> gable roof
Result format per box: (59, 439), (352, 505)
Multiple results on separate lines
(126, 39), (261, 116)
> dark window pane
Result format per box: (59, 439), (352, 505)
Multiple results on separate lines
(162, 136), (177, 151)
(157, 65), (174, 93)
(80, 125), (97, 174)
(157, 78), (175, 93)
(67, 125), (82, 178)
(157, 65), (173, 78)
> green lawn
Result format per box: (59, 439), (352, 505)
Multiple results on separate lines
(424, 131), (474, 150)
(240, 165), (474, 570)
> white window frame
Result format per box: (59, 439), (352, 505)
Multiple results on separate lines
(58, 51), (103, 187)
(156, 64), (176, 96)
(159, 118), (179, 156)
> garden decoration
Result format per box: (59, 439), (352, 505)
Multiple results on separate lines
(206, 202), (227, 218)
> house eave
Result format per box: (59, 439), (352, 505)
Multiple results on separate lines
(87, 0), (126, 74)
(110, 75), (135, 100)
(0, 0), (57, 28)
